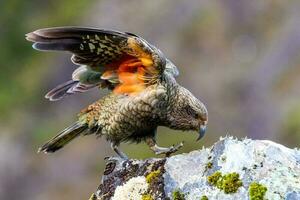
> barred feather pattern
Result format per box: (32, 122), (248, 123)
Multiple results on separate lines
(26, 27), (209, 157)
(45, 80), (96, 101)
(26, 27), (167, 98)
(38, 122), (87, 153)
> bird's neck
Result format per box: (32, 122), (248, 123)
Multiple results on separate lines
(158, 72), (182, 126)
(161, 71), (180, 105)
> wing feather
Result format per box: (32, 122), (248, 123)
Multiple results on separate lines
(26, 27), (166, 99)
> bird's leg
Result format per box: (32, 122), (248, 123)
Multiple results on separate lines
(104, 143), (128, 163)
(111, 143), (128, 160)
(146, 137), (184, 157)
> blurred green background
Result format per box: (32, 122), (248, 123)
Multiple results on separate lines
(1, 0), (300, 199)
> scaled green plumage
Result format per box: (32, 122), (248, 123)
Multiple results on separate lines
(26, 27), (208, 159)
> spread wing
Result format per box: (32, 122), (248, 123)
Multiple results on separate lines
(26, 27), (166, 101)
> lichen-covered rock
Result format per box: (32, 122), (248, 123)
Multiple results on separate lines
(111, 176), (149, 200)
(95, 158), (166, 200)
(94, 137), (300, 200)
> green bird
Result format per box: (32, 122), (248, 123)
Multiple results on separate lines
(26, 27), (208, 159)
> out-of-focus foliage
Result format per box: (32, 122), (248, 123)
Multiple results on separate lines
(0, 0), (92, 118)
(281, 105), (300, 145)
(0, 0), (300, 200)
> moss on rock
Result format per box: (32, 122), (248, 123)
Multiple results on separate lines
(142, 194), (154, 200)
(249, 182), (267, 200)
(200, 195), (209, 200)
(172, 189), (186, 200)
(146, 170), (161, 184)
(207, 171), (222, 186)
(205, 162), (213, 170)
(207, 171), (243, 194)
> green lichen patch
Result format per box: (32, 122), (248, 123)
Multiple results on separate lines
(98, 158), (166, 199)
(249, 182), (267, 200)
(207, 171), (222, 186)
(142, 194), (154, 200)
(205, 162), (213, 170)
(146, 170), (161, 184)
(221, 172), (243, 193)
(207, 171), (243, 194)
(172, 189), (186, 200)
(200, 195), (209, 200)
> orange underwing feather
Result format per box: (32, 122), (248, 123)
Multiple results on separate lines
(95, 38), (159, 95)
(102, 43), (157, 95)
(26, 27), (166, 100)
(114, 84), (145, 94)
(112, 57), (146, 94)
(118, 72), (141, 85)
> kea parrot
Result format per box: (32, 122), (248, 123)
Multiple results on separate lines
(26, 27), (208, 159)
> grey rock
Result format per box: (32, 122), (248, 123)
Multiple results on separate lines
(94, 137), (300, 200)
(286, 191), (300, 200)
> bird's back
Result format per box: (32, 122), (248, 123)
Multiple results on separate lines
(79, 84), (168, 143)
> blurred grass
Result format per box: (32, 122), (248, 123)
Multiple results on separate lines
(0, 0), (95, 120)
(281, 105), (300, 146)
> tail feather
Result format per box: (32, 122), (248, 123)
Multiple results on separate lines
(38, 122), (87, 153)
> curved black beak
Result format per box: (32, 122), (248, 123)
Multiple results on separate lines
(196, 124), (207, 141)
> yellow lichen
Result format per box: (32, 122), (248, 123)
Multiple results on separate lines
(249, 182), (267, 200)
(172, 189), (186, 200)
(200, 195), (209, 200)
(146, 170), (161, 184)
(142, 194), (154, 200)
(207, 171), (243, 194)
(207, 171), (222, 186)
(221, 172), (243, 193)
(206, 162), (213, 170)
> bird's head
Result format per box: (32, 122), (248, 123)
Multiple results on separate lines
(167, 86), (208, 140)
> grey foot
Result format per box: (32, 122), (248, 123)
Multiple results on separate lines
(110, 143), (129, 160)
(104, 156), (128, 163)
(152, 141), (184, 157)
